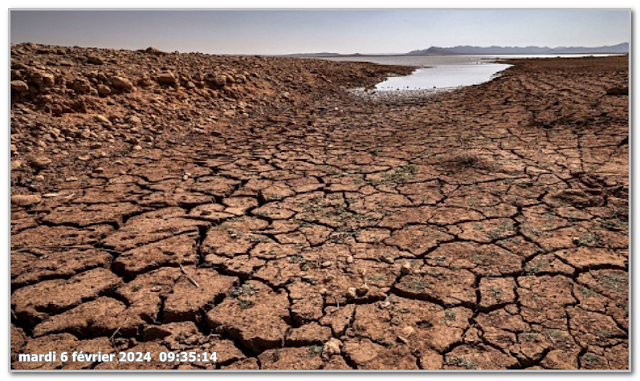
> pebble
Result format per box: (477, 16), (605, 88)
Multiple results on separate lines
(11, 194), (41, 206)
(97, 84), (111, 96)
(381, 255), (394, 264)
(95, 115), (111, 125)
(356, 284), (369, 296)
(346, 255), (354, 264)
(157, 71), (177, 84)
(11, 80), (29, 92)
(323, 338), (342, 357)
(321, 261), (333, 268)
(346, 287), (357, 299)
(401, 263), (412, 275)
(401, 326), (415, 337)
(127, 115), (142, 125)
(31, 156), (52, 169)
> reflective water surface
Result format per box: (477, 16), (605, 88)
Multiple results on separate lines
(374, 63), (511, 90)
(320, 54), (620, 91)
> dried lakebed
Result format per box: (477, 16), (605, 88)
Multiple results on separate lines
(10, 46), (629, 370)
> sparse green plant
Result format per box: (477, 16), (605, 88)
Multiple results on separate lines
(601, 274), (625, 291)
(253, 210), (271, 217)
(583, 353), (603, 364)
(445, 357), (477, 370)
(488, 230), (503, 240)
(595, 330), (618, 339)
(546, 329), (562, 340)
(308, 345), (323, 357)
(230, 281), (257, 298)
(471, 253), (484, 263)
(525, 259), (547, 275)
(575, 232), (603, 247)
(329, 232), (350, 243)
(444, 310), (456, 321)
(289, 253), (304, 264)
(227, 228), (245, 239)
(409, 281), (424, 291)
(578, 286), (595, 298)
(247, 234), (269, 243)
(521, 225), (542, 239)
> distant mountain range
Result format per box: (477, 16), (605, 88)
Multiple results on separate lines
(288, 43), (628, 57)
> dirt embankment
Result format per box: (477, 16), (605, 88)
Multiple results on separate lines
(11, 45), (628, 370)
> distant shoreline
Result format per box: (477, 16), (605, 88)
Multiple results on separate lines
(283, 42), (629, 58)
(288, 52), (628, 58)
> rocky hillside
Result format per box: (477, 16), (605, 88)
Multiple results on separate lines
(10, 43), (412, 194)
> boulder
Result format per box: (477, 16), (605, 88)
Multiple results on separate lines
(157, 71), (177, 85)
(110, 76), (134, 91)
(31, 156), (52, 169)
(97, 84), (111, 96)
(11, 80), (29, 92)
(87, 55), (104, 65)
(71, 78), (92, 94)
(30, 70), (55, 88)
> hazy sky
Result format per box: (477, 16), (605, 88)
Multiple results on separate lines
(10, 10), (630, 55)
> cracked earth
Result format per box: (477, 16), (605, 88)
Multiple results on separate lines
(11, 45), (628, 370)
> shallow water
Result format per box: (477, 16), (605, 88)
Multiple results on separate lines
(375, 63), (512, 91)
(320, 54), (620, 91)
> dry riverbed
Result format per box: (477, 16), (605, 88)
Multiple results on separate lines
(11, 44), (629, 370)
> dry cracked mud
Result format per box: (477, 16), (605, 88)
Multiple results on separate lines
(11, 44), (628, 370)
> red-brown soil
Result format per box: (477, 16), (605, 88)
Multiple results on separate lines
(11, 44), (628, 370)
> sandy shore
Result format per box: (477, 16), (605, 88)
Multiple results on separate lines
(11, 44), (628, 370)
